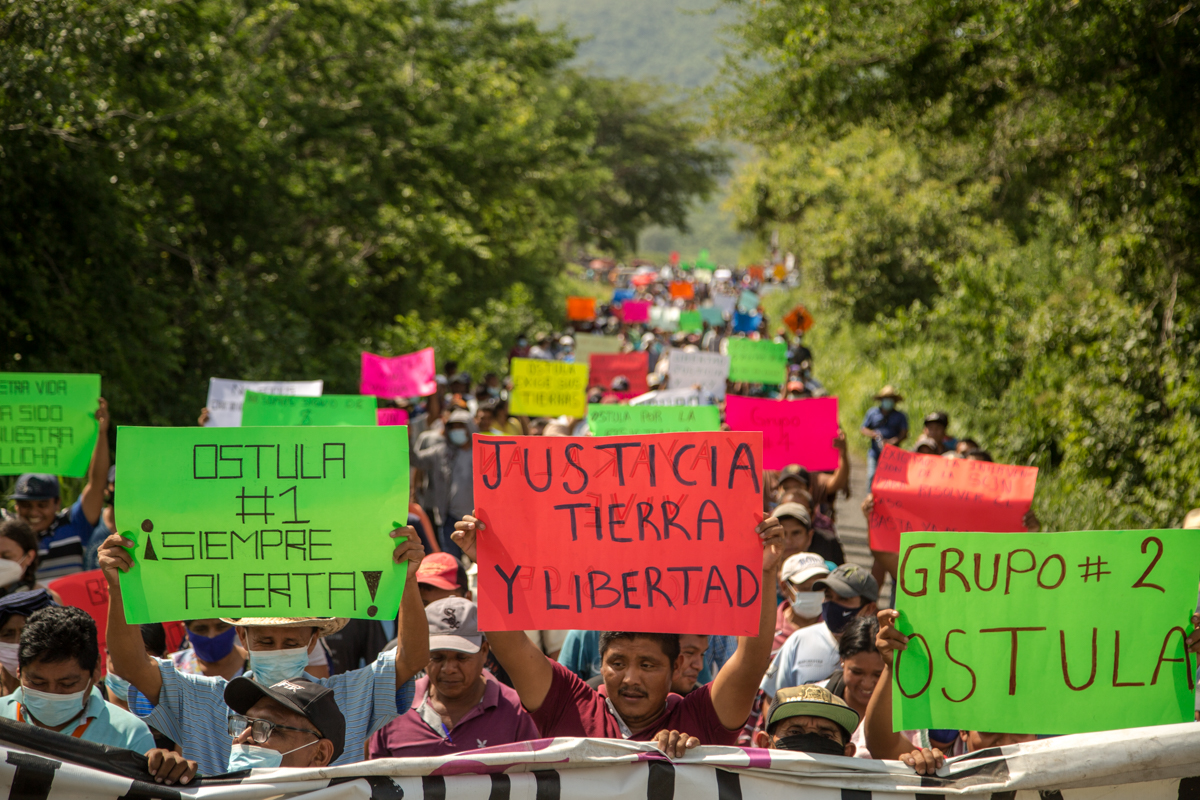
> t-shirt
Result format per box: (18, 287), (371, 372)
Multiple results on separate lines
(0, 686), (154, 753)
(530, 659), (740, 745)
(860, 407), (909, 458)
(2, 500), (92, 579)
(367, 673), (538, 758)
(760, 622), (840, 698)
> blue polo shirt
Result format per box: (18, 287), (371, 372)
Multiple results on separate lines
(0, 686), (154, 753)
(861, 406), (909, 457)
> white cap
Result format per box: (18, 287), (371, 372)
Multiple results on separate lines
(559, 335), (575, 346)
(780, 552), (829, 586)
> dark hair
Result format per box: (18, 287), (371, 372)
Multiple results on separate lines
(140, 623), (168, 658)
(19, 606), (99, 673)
(838, 615), (880, 661)
(964, 449), (994, 462)
(598, 632), (680, 664)
(0, 518), (38, 584)
(959, 438), (980, 450)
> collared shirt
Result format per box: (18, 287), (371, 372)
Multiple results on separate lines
(134, 651), (412, 776)
(760, 621), (840, 698)
(2, 500), (91, 579)
(861, 407), (909, 458)
(367, 673), (538, 758)
(0, 686), (154, 753)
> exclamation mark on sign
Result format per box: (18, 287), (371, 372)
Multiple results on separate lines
(141, 520), (158, 560)
(362, 571), (382, 617)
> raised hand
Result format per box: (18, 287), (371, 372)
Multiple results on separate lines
(452, 514), (482, 562)
(757, 517), (784, 573)
(876, 609), (909, 667)
(390, 525), (425, 578)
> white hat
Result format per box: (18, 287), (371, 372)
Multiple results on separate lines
(780, 552), (829, 587)
(559, 335), (575, 346)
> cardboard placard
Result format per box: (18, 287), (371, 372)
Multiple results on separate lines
(241, 392), (376, 427)
(712, 295), (737, 316)
(508, 358), (588, 418)
(629, 388), (715, 407)
(726, 338), (787, 383)
(114, 426), (410, 623)
(205, 379), (324, 428)
(376, 408), (410, 426)
(587, 405), (720, 437)
(869, 446), (1039, 553)
(732, 311), (762, 334)
(621, 301), (651, 324)
(612, 289), (636, 304)
(588, 353), (649, 399)
(724, 395), (839, 471)
(473, 432), (766, 634)
(737, 291), (760, 314)
(670, 281), (695, 300)
(46, 569), (110, 673)
(0, 373), (100, 477)
(699, 307), (725, 326)
(360, 349), (437, 398)
(574, 336), (625, 364)
(650, 306), (680, 332)
(567, 296), (597, 321)
(893, 529), (1200, 734)
(678, 311), (703, 333)
(666, 349), (729, 399)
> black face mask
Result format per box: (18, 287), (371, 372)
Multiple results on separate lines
(774, 732), (847, 756)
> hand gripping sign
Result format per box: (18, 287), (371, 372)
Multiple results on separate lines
(473, 432), (766, 635)
(114, 426), (410, 623)
(893, 529), (1200, 735)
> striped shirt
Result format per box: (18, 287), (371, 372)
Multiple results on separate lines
(134, 651), (412, 776)
(2, 501), (90, 579)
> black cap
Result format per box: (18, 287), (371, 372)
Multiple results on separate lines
(224, 677), (346, 761)
(9, 474), (60, 500)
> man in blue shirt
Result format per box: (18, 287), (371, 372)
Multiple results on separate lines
(0, 605), (154, 752)
(3, 398), (110, 579)
(858, 385), (908, 488)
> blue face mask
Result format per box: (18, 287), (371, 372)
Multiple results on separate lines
(19, 684), (91, 727)
(105, 672), (133, 705)
(227, 741), (318, 771)
(880, 398), (896, 411)
(447, 428), (469, 446)
(247, 644), (311, 686)
(188, 625), (238, 663)
(822, 600), (859, 635)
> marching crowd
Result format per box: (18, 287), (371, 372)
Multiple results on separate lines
(2, 266), (1198, 785)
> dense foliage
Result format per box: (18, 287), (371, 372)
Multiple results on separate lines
(726, 0), (1200, 529)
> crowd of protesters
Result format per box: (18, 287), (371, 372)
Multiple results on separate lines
(2, 263), (1199, 784)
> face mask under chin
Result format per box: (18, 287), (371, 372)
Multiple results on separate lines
(773, 732), (847, 756)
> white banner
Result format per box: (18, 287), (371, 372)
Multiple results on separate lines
(5, 726), (1200, 800)
(204, 378), (324, 427)
(628, 388), (716, 406)
(666, 349), (729, 399)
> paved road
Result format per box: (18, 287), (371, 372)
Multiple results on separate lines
(838, 451), (872, 569)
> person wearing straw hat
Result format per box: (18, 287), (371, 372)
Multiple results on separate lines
(858, 385), (908, 489)
(97, 525), (429, 776)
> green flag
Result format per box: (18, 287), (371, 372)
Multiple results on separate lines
(726, 339), (787, 384)
(241, 391), (376, 427)
(893, 529), (1200, 735)
(0, 373), (100, 477)
(115, 426), (410, 623)
(587, 404), (720, 436)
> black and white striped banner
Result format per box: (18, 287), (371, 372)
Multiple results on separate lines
(3, 718), (1200, 799)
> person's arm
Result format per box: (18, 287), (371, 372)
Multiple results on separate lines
(453, 514), (556, 711)
(863, 609), (922, 759)
(817, 429), (850, 495)
(710, 518), (784, 730)
(390, 527), (429, 687)
(98, 533), (164, 704)
(890, 427), (908, 447)
(78, 398), (111, 525)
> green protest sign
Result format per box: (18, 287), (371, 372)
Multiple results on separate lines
(115, 426), (410, 623)
(726, 339), (787, 384)
(894, 530), (1200, 735)
(678, 310), (703, 333)
(0, 373), (100, 477)
(587, 404), (720, 437)
(241, 391), (375, 427)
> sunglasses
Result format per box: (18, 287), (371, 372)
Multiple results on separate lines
(227, 714), (319, 744)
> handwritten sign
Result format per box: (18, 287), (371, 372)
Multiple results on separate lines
(588, 353), (649, 399)
(629, 388), (715, 407)
(114, 426), (409, 623)
(473, 432), (766, 634)
(376, 408), (410, 426)
(205, 379), (324, 428)
(621, 301), (651, 324)
(650, 306), (680, 332)
(726, 338), (786, 383)
(737, 291), (760, 314)
(666, 350), (729, 399)
(360, 349), (437, 398)
(241, 392), (375, 427)
(612, 289), (636, 304)
(567, 296), (597, 321)
(712, 295), (737, 317)
(699, 307), (725, 326)
(893, 529), (1200, 734)
(732, 311), (762, 333)
(678, 311), (703, 333)
(47, 570), (111, 673)
(869, 446), (1038, 553)
(724, 395), (838, 471)
(508, 359), (588, 418)
(0, 373), (100, 477)
(574, 336), (624, 365)
(670, 281), (695, 300)
(587, 405), (720, 437)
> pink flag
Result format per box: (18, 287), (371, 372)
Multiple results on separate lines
(376, 407), (410, 426)
(361, 348), (437, 397)
(724, 394), (839, 471)
(622, 300), (651, 323)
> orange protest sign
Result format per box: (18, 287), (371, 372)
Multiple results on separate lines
(566, 296), (597, 321)
(669, 281), (694, 300)
(746, 265), (765, 281)
(783, 305), (815, 334)
(473, 432), (766, 635)
(868, 445), (1039, 553)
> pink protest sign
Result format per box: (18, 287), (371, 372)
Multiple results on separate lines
(377, 407), (410, 426)
(724, 395), (839, 471)
(360, 348), (437, 397)
(621, 301), (651, 324)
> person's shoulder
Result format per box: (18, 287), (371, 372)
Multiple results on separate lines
(0, 694), (17, 719)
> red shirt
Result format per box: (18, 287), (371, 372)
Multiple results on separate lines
(530, 660), (741, 745)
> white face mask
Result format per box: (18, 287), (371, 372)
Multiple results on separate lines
(0, 642), (19, 673)
(0, 558), (27, 587)
(790, 591), (825, 618)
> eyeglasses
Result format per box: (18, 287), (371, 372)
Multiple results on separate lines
(227, 714), (319, 744)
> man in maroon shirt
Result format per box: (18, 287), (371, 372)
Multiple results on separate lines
(452, 514), (784, 745)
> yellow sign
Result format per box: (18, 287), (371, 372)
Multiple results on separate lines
(508, 358), (588, 418)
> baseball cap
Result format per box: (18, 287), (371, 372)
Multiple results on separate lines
(8, 474), (59, 501)
(416, 553), (464, 591)
(426, 597), (482, 653)
(224, 677), (347, 761)
(772, 502), (811, 528)
(780, 553), (829, 587)
(813, 563), (879, 602)
(766, 684), (859, 739)
(924, 411), (949, 426)
(447, 409), (473, 425)
(778, 464), (810, 486)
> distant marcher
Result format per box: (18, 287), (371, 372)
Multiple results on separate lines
(859, 386), (908, 488)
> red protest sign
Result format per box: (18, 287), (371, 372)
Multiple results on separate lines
(669, 281), (694, 300)
(47, 569), (111, 673)
(588, 352), (649, 399)
(868, 445), (1038, 553)
(473, 432), (766, 635)
(724, 395), (839, 471)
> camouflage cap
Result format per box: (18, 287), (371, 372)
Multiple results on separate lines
(766, 684), (860, 739)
